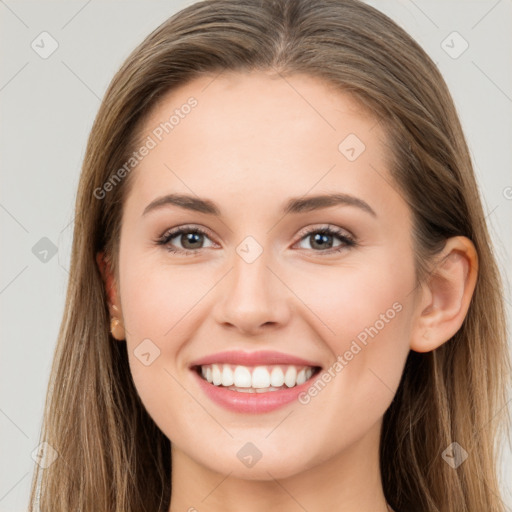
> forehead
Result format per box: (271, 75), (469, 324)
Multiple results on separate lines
(139, 70), (381, 155)
(126, 71), (400, 220)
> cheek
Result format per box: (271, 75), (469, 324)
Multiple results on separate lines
(297, 255), (413, 340)
(290, 262), (414, 448)
(118, 254), (201, 436)
(119, 253), (207, 340)
(294, 251), (415, 390)
(118, 250), (220, 412)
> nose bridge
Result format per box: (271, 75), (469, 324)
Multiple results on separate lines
(214, 237), (289, 332)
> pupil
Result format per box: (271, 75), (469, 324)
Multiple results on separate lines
(183, 232), (203, 249)
(312, 233), (332, 250)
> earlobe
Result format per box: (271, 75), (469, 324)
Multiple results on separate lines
(110, 308), (126, 340)
(410, 236), (478, 353)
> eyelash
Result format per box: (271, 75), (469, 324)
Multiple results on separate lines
(155, 224), (357, 257)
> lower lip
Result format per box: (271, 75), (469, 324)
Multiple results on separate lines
(191, 368), (319, 414)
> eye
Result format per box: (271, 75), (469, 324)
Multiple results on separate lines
(294, 225), (356, 254)
(156, 225), (216, 255)
(156, 224), (357, 256)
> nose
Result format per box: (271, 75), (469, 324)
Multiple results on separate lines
(213, 247), (291, 335)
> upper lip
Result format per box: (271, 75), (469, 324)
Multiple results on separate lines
(190, 350), (322, 368)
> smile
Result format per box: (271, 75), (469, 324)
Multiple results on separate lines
(189, 350), (323, 413)
(195, 364), (320, 392)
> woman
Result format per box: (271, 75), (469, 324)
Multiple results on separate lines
(29, 0), (511, 510)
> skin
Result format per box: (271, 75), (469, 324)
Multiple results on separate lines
(97, 71), (478, 512)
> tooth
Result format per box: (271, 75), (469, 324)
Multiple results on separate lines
(201, 363), (316, 389)
(252, 366), (271, 388)
(284, 366), (297, 387)
(233, 366), (252, 387)
(212, 364), (222, 385)
(221, 364), (234, 386)
(229, 386), (255, 393)
(270, 367), (285, 387)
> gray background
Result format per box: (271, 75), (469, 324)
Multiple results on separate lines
(1, 1), (511, 510)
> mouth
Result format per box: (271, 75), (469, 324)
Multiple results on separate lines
(192, 363), (322, 393)
(189, 350), (323, 413)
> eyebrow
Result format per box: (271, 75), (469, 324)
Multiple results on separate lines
(142, 192), (377, 218)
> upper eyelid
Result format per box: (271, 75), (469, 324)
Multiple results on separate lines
(296, 223), (353, 239)
(160, 224), (215, 242)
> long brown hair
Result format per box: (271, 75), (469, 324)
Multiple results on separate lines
(29, 1), (511, 510)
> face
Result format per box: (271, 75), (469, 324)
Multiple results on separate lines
(115, 71), (418, 480)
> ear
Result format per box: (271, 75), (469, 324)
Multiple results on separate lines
(410, 236), (478, 352)
(96, 251), (123, 327)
